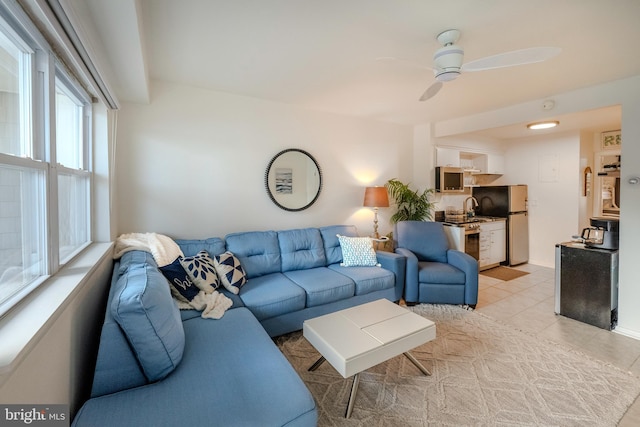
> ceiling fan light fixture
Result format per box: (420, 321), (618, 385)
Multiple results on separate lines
(527, 120), (559, 130)
(433, 45), (464, 80)
(435, 70), (461, 82)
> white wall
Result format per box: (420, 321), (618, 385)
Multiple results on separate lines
(578, 130), (595, 231)
(115, 80), (413, 239)
(617, 93), (640, 337)
(504, 131), (581, 267)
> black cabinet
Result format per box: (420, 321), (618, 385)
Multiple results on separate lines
(554, 242), (618, 330)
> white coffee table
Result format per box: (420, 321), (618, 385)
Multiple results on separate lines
(303, 299), (436, 418)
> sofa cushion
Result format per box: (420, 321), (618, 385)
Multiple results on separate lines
(337, 234), (378, 267)
(328, 264), (395, 295)
(111, 251), (185, 382)
(284, 267), (355, 307)
(160, 257), (200, 302)
(90, 258), (149, 398)
(180, 250), (220, 293)
(225, 231), (281, 278)
(175, 237), (226, 257)
(239, 273), (306, 320)
(319, 225), (359, 265)
(278, 228), (326, 272)
(418, 261), (466, 284)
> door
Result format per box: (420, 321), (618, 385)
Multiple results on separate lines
(509, 212), (529, 265)
(508, 185), (528, 213)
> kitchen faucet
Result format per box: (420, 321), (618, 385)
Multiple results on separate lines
(464, 196), (479, 217)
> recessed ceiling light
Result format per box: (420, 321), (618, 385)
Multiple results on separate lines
(527, 121), (559, 130)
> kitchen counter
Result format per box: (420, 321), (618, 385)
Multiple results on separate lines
(440, 216), (506, 227)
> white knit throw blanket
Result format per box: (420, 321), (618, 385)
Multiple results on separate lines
(113, 232), (232, 319)
(113, 232), (183, 267)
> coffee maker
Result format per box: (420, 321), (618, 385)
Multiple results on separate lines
(581, 217), (619, 250)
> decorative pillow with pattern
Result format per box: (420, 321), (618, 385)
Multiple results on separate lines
(337, 234), (379, 267)
(213, 251), (248, 295)
(160, 257), (200, 302)
(179, 250), (220, 293)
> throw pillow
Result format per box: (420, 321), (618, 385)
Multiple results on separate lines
(337, 234), (379, 267)
(160, 257), (200, 303)
(179, 250), (220, 293)
(213, 251), (248, 294)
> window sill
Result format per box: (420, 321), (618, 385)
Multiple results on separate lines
(0, 242), (113, 384)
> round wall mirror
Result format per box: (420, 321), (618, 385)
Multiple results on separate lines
(265, 148), (322, 211)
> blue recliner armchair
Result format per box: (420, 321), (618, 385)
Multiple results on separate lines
(394, 221), (478, 308)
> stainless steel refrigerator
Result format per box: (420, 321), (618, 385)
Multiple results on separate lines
(472, 185), (529, 266)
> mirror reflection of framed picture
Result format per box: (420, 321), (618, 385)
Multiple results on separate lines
(601, 130), (621, 150)
(275, 168), (292, 194)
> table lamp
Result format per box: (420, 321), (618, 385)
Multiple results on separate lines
(363, 186), (389, 238)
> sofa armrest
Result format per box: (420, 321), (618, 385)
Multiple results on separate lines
(375, 251), (406, 301)
(447, 249), (479, 305)
(395, 248), (419, 303)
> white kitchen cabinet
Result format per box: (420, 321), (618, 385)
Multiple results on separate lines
(489, 227), (506, 265)
(435, 147), (460, 167)
(479, 220), (506, 270)
(479, 232), (491, 267)
(471, 153), (505, 175)
(485, 153), (505, 174)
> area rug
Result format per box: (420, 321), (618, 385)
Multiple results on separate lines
(480, 266), (529, 281)
(276, 304), (640, 426)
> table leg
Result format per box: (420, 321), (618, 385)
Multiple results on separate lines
(404, 351), (431, 376)
(345, 373), (360, 418)
(308, 355), (326, 372)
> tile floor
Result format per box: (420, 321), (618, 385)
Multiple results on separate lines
(476, 263), (640, 426)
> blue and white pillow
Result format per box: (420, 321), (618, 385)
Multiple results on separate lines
(337, 234), (379, 267)
(214, 251), (248, 295)
(179, 250), (220, 294)
(160, 257), (200, 302)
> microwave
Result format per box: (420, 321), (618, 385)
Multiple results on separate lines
(435, 166), (465, 193)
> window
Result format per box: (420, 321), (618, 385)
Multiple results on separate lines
(0, 13), (92, 317)
(56, 78), (90, 262)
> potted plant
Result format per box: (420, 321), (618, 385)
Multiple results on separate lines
(385, 178), (435, 223)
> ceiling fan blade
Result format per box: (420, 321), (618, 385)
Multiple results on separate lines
(419, 81), (443, 101)
(461, 46), (561, 72)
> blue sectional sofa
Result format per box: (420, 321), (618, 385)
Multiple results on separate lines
(72, 225), (406, 427)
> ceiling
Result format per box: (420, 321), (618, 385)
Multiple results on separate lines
(83, 0), (640, 136)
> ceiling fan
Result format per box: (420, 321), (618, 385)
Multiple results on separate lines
(384, 29), (561, 101)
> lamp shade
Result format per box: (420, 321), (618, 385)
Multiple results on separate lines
(363, 186), (389, 208)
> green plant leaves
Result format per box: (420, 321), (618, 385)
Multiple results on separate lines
(385, 179), (435, 224)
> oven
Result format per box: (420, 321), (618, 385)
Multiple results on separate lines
(464, 225), (480, 261)
(442, 220), (481, 260)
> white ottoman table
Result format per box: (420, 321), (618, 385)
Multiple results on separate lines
(303, 299), (436, 418)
